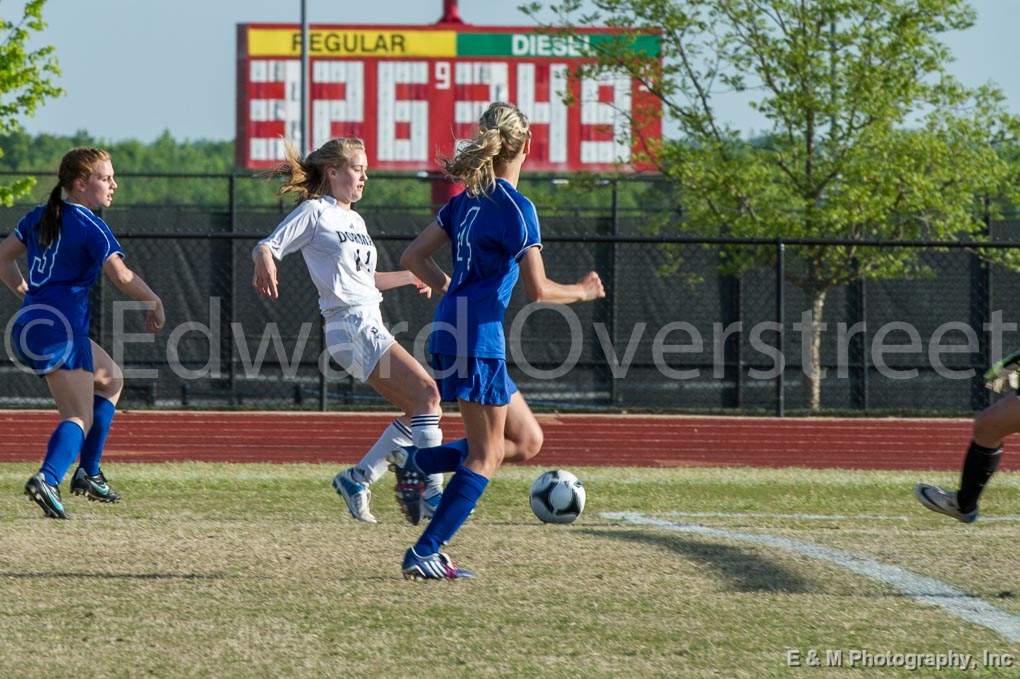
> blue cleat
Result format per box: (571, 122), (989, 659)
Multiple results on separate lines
(401, 547), (475, 580)
(25, 472), (69, 519)
(387, 446), (425, 525)
(332, 468), (377, 523)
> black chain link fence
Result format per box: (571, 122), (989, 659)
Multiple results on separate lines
(2, 171), (1019, 415)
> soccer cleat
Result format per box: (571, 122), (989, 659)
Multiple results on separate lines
(984, 348), (1020, 392)
(401, 547), (475, 580)
(332, 468), (377, 523)
(70, 467), (121, 503)
(24, 472), (69, 519)
(387, 446), (425, 525)
(914, 483), (978, 524)
(422, 487), (442, 520)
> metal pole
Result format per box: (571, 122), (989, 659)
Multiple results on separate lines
(227, 173), (237, 404)
(860, 276), (868, 411)
(303, 3), (320, 410)
(300, 0), (310, 155)
(971, 195), (992, 410)
(609, 178), (620, 405)
(319, 316), (328, 411)
(775, 239), (785, 417)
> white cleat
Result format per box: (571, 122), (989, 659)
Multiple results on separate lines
(914, 483), (978, 524)
(333, 468), (377, 523)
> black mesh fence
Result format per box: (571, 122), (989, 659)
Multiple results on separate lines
(2, 171), (1019, 415)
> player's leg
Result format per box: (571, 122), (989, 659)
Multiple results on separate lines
(324, 312), (443, 521)
(402, 399), (505, 580)
(331, 342), (443, 522)
(395, 356), (536, 525)
(366, 342), (446, 520)
(404, 391), (541, 477)
(332, 416), (413, 524)
(25, 369), (94, 518)
(915, 395), (1016, 522)
(70, 341), (124, 502)
(367, 342), (443, 449)
(959, 396), (1013, 509)
(502, 392), (543, 464)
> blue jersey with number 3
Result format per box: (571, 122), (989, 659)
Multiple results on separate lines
(13, 202), (124, 336)
(430, 178), (542, 358)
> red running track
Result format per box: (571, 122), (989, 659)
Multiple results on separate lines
(0, 410), (1013, 471)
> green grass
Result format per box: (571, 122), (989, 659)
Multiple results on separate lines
(0, 464), (1017, 678)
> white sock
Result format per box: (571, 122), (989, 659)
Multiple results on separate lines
(410, 413), (442, 448)
(410, 413), (444, 492)
(350, 420), (413, 485)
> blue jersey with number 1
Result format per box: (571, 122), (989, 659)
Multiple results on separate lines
(13, 201), (124, 337)
(429, 178), (543, 359)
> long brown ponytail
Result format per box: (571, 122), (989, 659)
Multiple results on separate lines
(38, 147), (111, 248)
(442, 102), (530, 197)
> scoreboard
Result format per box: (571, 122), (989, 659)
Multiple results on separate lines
(236, 23), (661, 172)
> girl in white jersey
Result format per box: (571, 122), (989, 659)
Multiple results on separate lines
(252, 137), (444, 523)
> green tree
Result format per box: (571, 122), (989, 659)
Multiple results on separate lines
(525, 0), (1020, 410)
(0, 0), (61, 204)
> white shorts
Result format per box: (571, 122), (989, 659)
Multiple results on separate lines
(322, 305), (396, 383)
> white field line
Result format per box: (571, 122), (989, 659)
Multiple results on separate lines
(662, 511), (1020, 523)
(602, 512), (1020, 643)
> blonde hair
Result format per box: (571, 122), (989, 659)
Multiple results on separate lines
(39, 147), (111, 248)
(442, 102), (530, 197)
(272, 137), (366, 200)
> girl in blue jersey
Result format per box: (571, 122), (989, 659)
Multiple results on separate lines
(0, 148), (165, 518)
(397, 102), (605, 579)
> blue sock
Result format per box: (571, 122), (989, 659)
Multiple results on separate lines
(414, 439), (469, 475)
(39, 420), (86, 486)
(80, 396), (116, 476)
(415, 465), (488, 555)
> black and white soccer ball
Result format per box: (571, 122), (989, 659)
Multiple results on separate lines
(529, 470), (586, 524)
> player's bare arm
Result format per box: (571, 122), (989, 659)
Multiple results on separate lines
(251, 243), (279, 299)
(374, 270), (431, 297)
(102, 255), (165, 332)
(0, 233), (28, 299)
(400, 221), (452, 294)
(519, 247), (604, 305)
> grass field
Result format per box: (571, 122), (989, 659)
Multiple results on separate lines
(1, 463), (1017, 678)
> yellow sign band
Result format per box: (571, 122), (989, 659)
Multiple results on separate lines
(247, 28), (457, 57)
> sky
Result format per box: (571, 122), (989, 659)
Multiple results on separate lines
(17, 0), (1020, 143)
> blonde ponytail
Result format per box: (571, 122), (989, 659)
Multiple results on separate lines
(442, 102), (530, 197)
(272, 137), (366, 200)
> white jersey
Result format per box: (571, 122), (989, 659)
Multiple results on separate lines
(257, 195), (383, 313)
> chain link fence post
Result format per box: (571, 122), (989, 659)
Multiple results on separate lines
(775, 238), (785, 417)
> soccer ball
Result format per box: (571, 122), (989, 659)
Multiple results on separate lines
(529, 470), (586, 524)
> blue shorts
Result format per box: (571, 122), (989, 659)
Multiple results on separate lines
(9, 322), (94, 375)
(429, 353), (518, 406)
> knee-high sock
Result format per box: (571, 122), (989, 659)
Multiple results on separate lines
(350, 420), (413, 485)
(40, 420), (86, 486)
(414, 439), (469, 476)
(410, 413), (444, 491)
(79, 396), (116, 476)
(415, 464), (488, 555)
(957, 440), (1003, 512)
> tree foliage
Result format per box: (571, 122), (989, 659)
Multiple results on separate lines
(0, 127), (667, 222)
(0, 0), (61, 205)
(525, 0), (1020, 409)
